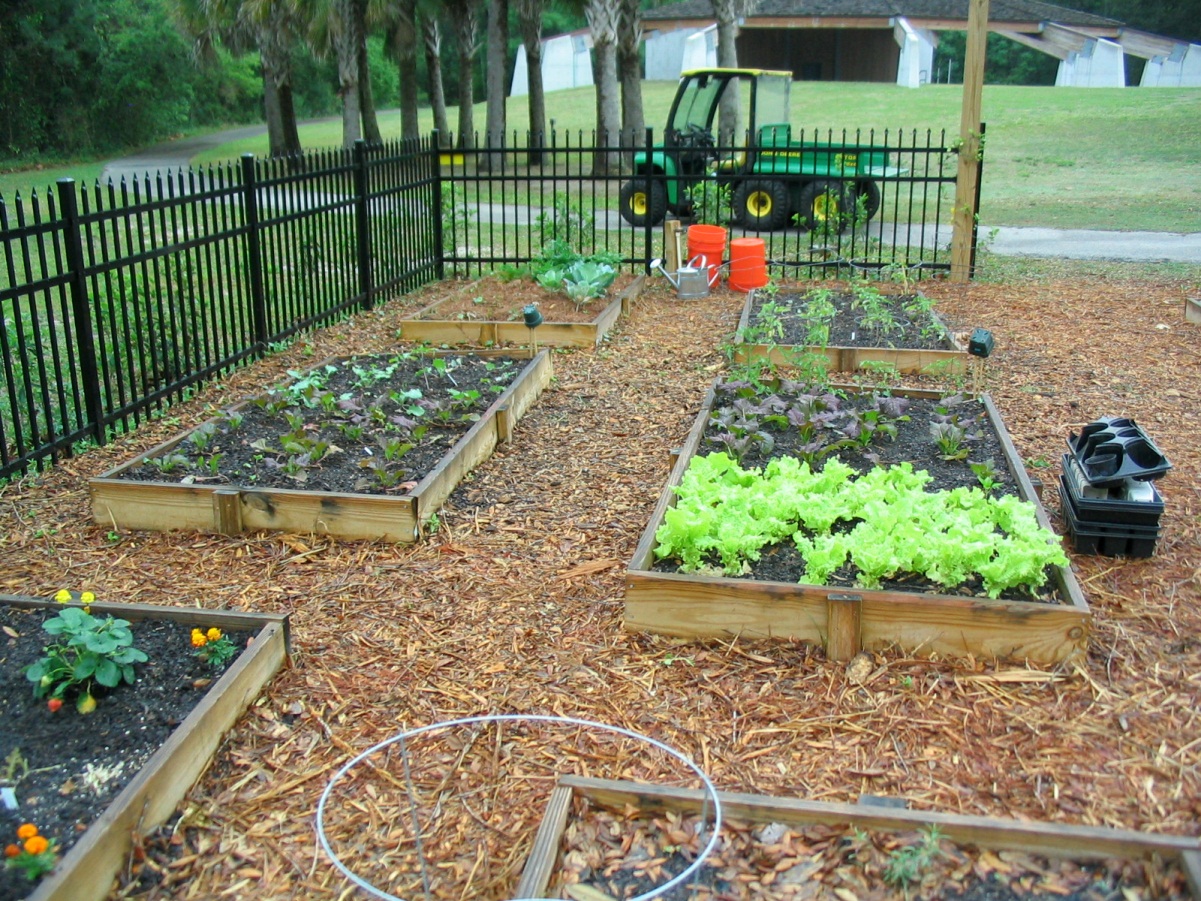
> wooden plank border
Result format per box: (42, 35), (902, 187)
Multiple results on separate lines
(521, 776), (1201, 889)
(2, 594), (290, 901)
(396, 274), (645, 349)
(624, 383), (1091, 664)
(89, 349), (552, 543)
(731, 290), (970, 375)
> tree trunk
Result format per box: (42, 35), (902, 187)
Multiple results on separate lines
(712, 0), (747, 145)
(357, 0), (382, 145)
(263, 77), (286, 157)
(395, 0), (420, 142)
(482, 0), (509, 172)
(279, 83), (301, 156)
(334, 0), (362, 147)
(257, 8), (301, 158)
(586, 0), (621, 174)
(617, 0), (644, 157)
(422, 14), (450, 146)
(453, 0), (481, 151)
(515, 0), (547, 166)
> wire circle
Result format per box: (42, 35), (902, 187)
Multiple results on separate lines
(316, 713), (723, 901)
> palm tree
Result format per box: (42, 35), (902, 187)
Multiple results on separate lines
(514, 0), (547, 165)
(300, 0), (365, 147)
(482, 0), (509, 172)
(617, 0), (644, 154)
(422, 10), (451, 146)
(584, 0), (621, 174)
(389, 0), (420, 142)
(447, 0), (483, 150)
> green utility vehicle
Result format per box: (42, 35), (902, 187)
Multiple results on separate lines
(618, 68), (903, 231)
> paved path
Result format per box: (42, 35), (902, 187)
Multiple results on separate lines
(100, 128), (1201, 264)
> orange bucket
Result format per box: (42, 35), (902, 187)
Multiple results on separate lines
(687, 225), (727, 285)
(728, 237), (768, 292)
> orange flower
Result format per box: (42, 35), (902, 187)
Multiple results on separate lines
(206, 627), (223, 642)
(23, 836), (49, 856)
(191, 629), (207, 648)
(16, 824), (38, 841)
(4, 844), (19, 858)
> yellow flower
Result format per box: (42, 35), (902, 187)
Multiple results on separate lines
(191, 629), (207, 648)
(206, 627), (223, 642)
(81, 590), (95, 604)
(54, 589), (71, 603)
(23, 835), (49, 856)
(16, 825), (37, 841)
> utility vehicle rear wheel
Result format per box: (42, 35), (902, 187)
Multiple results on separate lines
(619, 178), (666, 227)
(854, 180), (882, 220)
(733, 179), (790, 231)
(797, 179), (851, 232)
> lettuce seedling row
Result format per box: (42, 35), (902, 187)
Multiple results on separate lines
(625, 382), (1090, 665)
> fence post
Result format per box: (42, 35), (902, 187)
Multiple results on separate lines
(430, 130), (445, 281)
(353, 139), (374, 311)
(55, 178), (105, 445)
(239, 154), (269, 348)
(643, 127), (654, 271)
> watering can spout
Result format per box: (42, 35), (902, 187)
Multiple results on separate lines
(649, 258), (680, 289)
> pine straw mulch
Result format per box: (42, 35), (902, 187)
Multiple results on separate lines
(1, 273), (1199, 899)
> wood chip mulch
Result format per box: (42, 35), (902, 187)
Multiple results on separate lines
(1, 271), (1199, 900)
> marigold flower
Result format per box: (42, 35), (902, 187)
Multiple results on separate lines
(4, 844), (20, 858)
(23, 836), (49, 856)
(54, 589), (71, 603)
(206, 627), (223, 642)
(80, 590), (95, 603)
(16, 825), (38, 841)
(191, 629), (207, 647)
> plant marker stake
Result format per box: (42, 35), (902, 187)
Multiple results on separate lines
(523, 304), (543, 358)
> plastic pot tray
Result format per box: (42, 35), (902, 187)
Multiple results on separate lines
(624, 384), (1091, 666)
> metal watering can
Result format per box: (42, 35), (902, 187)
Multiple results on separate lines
(650, 255), (721, 300)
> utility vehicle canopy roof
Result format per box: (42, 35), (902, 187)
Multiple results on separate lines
(680, 68), (795, 79)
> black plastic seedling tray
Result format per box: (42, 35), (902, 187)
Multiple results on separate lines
(1060, 481), (1160, 558)
(1067, 416), (1171, 486)
(1060, 455), (1165, 527)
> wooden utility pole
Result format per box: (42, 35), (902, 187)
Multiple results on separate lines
(950, 0), (989, 282)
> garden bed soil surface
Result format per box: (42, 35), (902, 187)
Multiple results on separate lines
(0, 605), (251, 901)
(1, 274), (1198, 899)
(115, 352), (525, 495)
(748, 288), (957, 350)
(551, 804), (1192, 901)
(408, 272), (640, 324)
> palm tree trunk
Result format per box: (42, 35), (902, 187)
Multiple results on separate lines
(586, 0), (621, 174)
(395, 0), (420, 142)
(482, 0), (509, 172)
(617, 0), (643, 157)
(422, 15), (450, 146)
(516, 0), (546, 166)
(453, 0), (481, 151)
(334, 0), (362, 147)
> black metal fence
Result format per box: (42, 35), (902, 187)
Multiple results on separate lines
(0, 127), (973, 481)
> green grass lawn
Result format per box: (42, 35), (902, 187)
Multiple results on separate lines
(4, 81), (1200, 232)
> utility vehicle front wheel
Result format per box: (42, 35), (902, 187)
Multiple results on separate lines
(618, 178), (666, 227)
(797, 179), (852, 232)
(733, 179), (790, 231)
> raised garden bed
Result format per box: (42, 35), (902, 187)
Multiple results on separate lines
(625, 381), (1090, 664)
(732, 286), (970, 375)
(90, 348), (552, 543)
(0, 593), (289, 901)
(518, 776), (1201, 900)
(397, 273), (644, 348)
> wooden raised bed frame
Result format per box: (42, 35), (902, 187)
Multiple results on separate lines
(732, 289), (970, 375)
(2, 593), (290, 901)
(625, 384), (1091, 665)
(397, 274), (645, 348)
(90, 349), (552, 543)
(516, 776), (1201, 900)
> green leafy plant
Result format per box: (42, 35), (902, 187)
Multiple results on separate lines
(884, 826), (946, 887)
(970, 458), (1002, 492)
(24, 606), (148, 714)
(686, 180), (733, 226)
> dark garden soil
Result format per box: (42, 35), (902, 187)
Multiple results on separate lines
(116, 352), (524, 495)
(748, 288), (959, 350)
(408, 272), (639, 324)
(651, 381), (1062, 603)
(0, 605), (250, 901)
(552, 805), (1192, 901)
